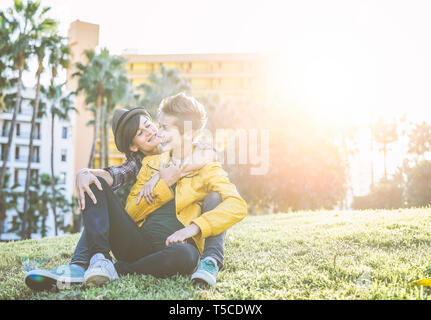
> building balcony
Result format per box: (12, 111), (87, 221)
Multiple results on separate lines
(128, 72), (262, 79)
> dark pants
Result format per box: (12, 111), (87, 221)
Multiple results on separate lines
(71, 177), (226, 277)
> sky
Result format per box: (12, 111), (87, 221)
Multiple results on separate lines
(1, 0), (431, 194)
(2, 0), (425, 124)
(1, 0), (430, 122)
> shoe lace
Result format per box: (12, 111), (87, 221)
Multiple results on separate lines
(92, 258), (110, 270)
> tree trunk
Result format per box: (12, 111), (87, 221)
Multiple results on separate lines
(22, 64), (43, 239)
(88, 120), (97, 168)
(88, 92), (102, 168)
(41, 202), (47, 238)
(370, 136), (374, 188)
(98, 100), (105, 169)
(0, 59), (24, 188)
(104, 104), (110, 168)
(383, 144), (387, 181)
(100, 104), (105, 169)
(50, 113), (58, 236)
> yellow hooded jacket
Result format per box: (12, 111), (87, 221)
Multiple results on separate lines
(125, 152), (248, 253)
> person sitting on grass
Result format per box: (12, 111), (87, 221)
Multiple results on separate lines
(24, 107), (218, 290)
(24, 95), (246, 290)
(109, 93), (247, 286)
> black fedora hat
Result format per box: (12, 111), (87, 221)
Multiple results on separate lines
(112, 107), (151, 153)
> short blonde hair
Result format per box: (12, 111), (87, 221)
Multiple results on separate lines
(158, 92), (207, 134)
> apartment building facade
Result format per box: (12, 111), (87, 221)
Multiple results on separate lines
(0, 89), (75, 240)
(68, 20), (270, 171)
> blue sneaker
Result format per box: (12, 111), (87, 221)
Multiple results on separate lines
(24, 264), (85, 291)
(191, 257), (219, 286)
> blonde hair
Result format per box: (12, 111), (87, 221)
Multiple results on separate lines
(158, 92), (207, 134)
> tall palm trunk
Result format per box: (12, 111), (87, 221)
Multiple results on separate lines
(370, 133), (374, 188)
(88, 91), (102, 168)
(103, 104), (110, 167)
(41, 199), (48, 238)
(22, 61), (43, 239)
(383, 144), (387, 181)
(99, 103), (105, 169)
(50, 112), (58, 235)
(88, 118), (97, 168)
(0, 56), (24, 188)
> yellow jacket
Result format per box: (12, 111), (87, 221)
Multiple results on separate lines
(125, 151), (248, 253)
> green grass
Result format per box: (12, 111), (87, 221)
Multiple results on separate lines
(1, 209), (431, 300)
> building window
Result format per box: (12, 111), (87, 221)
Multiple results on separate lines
(14, 145), (38, 163)
(61, 149), (67, 162)
(18, 100), (32, 115)
(35, 123), (40, 139)
(59, 172), (66, 185)
(15, 145), (28, 162)
(14, 168), (26, 186)
(1, 120), (9, 137)
(32, 146), (40, 163)
(14, 168), (38, 186)
(30, 169), (38, 182)
(15, 122), (30, 139)
(62, 127), (68, 139)
(1, 143), (7, 161)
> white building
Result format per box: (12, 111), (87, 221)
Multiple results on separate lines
(0, 88), (75, 240)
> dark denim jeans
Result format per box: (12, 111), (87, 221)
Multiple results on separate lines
(71, 177), (226, 274)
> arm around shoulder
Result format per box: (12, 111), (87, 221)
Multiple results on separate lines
(125, 156), (175, 221)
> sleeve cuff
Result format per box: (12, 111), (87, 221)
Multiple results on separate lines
(192, 216), (212, 239)
(102, 167), (117, 190)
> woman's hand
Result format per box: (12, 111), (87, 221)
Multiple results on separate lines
(76, 169), (103, 210)
(136, 173), (160, 205)
(159, 160), (191, 187)
(165, 223), (201, 246)
(137, 161), (193, 205)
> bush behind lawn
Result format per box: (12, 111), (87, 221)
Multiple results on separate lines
(1, 209), (431, 300)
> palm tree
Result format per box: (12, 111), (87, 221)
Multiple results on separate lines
(103, 62), (131, 167)
(44, 35), (73, 235)
(408, 121), (431, 163)
(0, 12), (18, 114)
(42, 83), (75, 235)
(371, 116), (398, 181)
(36, 173), (52, 237)
(73, 48), (115, 168)
(22, 31), (58, 239)
(0, 0), (57, 235)
(134, 64), (191, 117)
(0, 0), (56, 188)
(0, 173), (18, 239)
(0, 0), (36, 189)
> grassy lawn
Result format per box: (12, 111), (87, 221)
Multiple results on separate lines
(1, 209), (431, 300)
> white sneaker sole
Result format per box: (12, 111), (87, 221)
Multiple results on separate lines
(191, 270), (216, 286)
(84, 269), (117, 287)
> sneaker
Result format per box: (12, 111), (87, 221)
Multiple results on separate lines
(24, 264), (85, 291)
(84, 253), (119, 287)
(191, 257), (219, 286)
